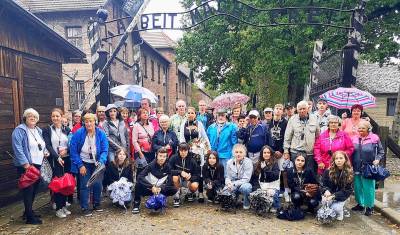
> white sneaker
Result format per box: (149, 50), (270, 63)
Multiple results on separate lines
(62, 207), (71, 215)
(56, 209), (66, 218)
(243, 205), (250, 210)
(52, 202), (57, 210)
(284, 192), (290, 203)
(66, 202), (71, 207)
(270, 208), (277, 213)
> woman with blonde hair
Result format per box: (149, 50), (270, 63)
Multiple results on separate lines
(351, 120), (384, 216)
(70, 113), (109, 216)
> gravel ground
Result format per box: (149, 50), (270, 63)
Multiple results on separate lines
(1, 199), (399, 235)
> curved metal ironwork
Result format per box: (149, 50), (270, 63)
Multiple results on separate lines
(136, 0), (357, 32)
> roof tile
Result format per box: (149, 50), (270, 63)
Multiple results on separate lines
(356, 63), (400, 94)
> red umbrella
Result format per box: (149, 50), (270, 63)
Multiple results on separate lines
(210, 93), (250, 109)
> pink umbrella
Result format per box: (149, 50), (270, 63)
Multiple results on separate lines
(319, 87), (376, 109)
(211, 93), (250, 109)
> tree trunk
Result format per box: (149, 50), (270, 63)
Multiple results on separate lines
(391, 83), (400, 144)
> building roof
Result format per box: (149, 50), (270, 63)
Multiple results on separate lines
(356, 63), (400, 94)
(140, 32), (177, 49)
(5, 0), (85, 59)
(178, 64), (191, 78)
(16, 0), (105, 13)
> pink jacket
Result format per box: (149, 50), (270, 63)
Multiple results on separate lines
(314, 130), (354, 175)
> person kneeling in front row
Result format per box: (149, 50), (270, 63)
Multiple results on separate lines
(169, 143), (200, 207)
(225, 144), (253, 209)
(320, 151), (353, 221)
(132, 147), (177, 214)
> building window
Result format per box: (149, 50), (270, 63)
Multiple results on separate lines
(143, 56), (147, 77)
(387, 98), (397, 116)
(68, 80), (85, 110)
(158, 95), (161, 106)
(163, 66), (167, 86)
(151, 60), (155, 81)
(176, 83), (178, 97)
(122, 43), (127, 62)
(66, 26), (82, 50)
(157, 63), (161, 84)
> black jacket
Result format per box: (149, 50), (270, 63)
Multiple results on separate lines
(321, 169), (353, 202)
(104, 163), (134, 186)
(137, 160), (174, 190)
(251, 162), (280, 190)
(42, 125), (71, 176)
(202, 164), (224, 189)
(287, 168), (319, 194)
(152, 129), (179, 155)
(168, 152), (200, 182)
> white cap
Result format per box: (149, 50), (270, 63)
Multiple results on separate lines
(263, 107), (273, 112)
(248, 110), (260, 117)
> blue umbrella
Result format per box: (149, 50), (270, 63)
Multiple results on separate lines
(110, 85), (158, 103)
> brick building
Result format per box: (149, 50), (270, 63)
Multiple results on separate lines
(19, 0), (192, 117)
(140, 32), (192, 115)
(17, 0), (105, 117)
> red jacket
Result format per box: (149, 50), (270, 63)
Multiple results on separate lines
(314, 130), (354, 175)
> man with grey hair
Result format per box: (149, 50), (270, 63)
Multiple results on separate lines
(170, 100), (187, 137)
(283, 101), (320, 173)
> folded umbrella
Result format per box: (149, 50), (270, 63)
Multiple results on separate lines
(87, 164), (106, 187)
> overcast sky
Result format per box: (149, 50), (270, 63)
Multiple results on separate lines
(144, 0), (185, 40)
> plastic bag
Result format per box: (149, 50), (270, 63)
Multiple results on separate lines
(18, 166), (40, 189)
(145, 193), (167, 211)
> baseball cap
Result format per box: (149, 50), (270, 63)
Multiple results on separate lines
(216, 108), (227, 114)
(248, 110), (260, 117)
(263, 107), (273, 113)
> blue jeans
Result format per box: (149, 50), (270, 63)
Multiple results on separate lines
(272, 190), (281, 209)
(235, 183), (252, 207)
(79, 162), (102, 210)
(219, 158), (231, 177)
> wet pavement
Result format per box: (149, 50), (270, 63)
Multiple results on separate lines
(0, 197), (399, 235)
(376, 176), (400, 213)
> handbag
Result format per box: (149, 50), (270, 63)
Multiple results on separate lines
(138, 123), (152, 152)
(18, 166), (41, 189)
(304, 183), (319, 197)
(49, 173), (76, 196)
(363, 164), (390, 181)
(40, 157), (53, 185)
(277, 205), (305, 221)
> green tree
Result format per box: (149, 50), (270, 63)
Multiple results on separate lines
(176, 0), (399, 108)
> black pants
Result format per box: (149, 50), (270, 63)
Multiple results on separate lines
(17, 165), (41, 219)
(205, 187), (221, 201)
(53, 157), (73, 209)
(291, 192), (320, 211)
(198, 177), (204, 193)
(134, 183), (177, 203)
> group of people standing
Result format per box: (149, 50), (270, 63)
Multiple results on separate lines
(12, 97), (384, 224)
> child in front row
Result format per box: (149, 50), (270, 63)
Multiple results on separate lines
(202, 151), (225, 203)
(320, 151), (353, 221)
(251, 145), (281, 212)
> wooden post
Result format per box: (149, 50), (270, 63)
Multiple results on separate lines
(377, 126), (389, 188)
